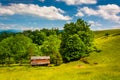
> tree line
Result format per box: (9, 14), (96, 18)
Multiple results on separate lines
(0, 19), (94, 66)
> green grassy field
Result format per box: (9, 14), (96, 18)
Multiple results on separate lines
(0, 29), (120, 80)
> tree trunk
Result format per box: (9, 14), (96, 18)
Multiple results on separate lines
(7, 56), (11, 66)
(19, 59), (22, 66)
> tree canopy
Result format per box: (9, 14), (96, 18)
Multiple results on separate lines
(60, 19), (94, 62)
(0, 34), (34, 65)
(41, 35), (63, 65)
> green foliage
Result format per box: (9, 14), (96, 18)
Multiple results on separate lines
(40, 28), (58, 36)
(0, 32), (15, 42)
(0, 44), (6, 65)
(22, 28), (60, 46)
(12, 28), (62, 65)
(0, 35), (35, 65)
(31, 31), (46, 45)
(60, 19), (94, 62)
(51, 52), (63, 66)
(12, 34), (33, 65)
(41, 35), (63, 65)
(61, 34), (86, 61)
(22, 30), (32, 37)
(0, 36), (13, 65)
(28, 44), (42, 56)
(104, 32), (110, 37)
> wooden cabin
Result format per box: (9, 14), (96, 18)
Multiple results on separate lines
(31, 56), (50, 66)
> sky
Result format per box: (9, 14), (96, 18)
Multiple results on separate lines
(0, 0), (120, 31)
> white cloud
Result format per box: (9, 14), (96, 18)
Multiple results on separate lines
(76, 4), (120, 24)
(0, 23), (40, 31)
(66, 20), (72, 23)
(79, 7), (98, 16)
(0, 3), (71, 20)
(88, 20), (102, 27)
(75, 11), (84, 17)
(56, 0), (97, 5)
(111, 25), (120, 29)
(39, 0), (45, 2)
(87, 20), (103, 30)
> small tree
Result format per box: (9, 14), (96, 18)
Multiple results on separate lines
(104, 32), (110, 37)
(51, 52), (63, 66)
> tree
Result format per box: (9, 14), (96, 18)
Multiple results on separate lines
(41, 35), (63, 65)
(104, 32), (110, 37)
(22, 30), (32, 37)
(30, 30), (46, 45)
(0, 32), (15, 42)
(12, 34), (33, 65)
(0, 34), (34, 66)
(0, 44), (6, 65)
(61, 34), (86, 62)
(60, 19), (94, 62)
(0, 36), (14, 66)
(40, 28), (56, 36)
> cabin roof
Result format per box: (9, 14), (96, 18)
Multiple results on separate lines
(31, 56), (50, 60)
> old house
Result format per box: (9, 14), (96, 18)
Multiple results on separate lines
(31, 56), (50, 66)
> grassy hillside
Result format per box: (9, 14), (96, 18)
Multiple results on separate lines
(0, 29), (120, 80)
(86, 29), (120, 79)
(89, 29), (120, 63)
(94, 29), (120, 38)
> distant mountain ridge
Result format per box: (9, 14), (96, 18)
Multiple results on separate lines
(0, 29), (22, 33)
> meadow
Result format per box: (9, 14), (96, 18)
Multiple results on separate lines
(0, 29), (120, 80)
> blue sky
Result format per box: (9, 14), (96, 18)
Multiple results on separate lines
(0, 0), (120, 31)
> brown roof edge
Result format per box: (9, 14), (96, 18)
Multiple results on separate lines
(31, 56), (50, 60)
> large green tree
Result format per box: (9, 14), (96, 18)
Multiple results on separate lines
(0, 34), (35, 65)
(60, 19), (94, 62)
(12, 34), (33, 65)
(0, 36), (14, 65)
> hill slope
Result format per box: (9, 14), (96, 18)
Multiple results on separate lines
(86, 29), (120, 79)
(94, 29), (120, 38)
(89, 29), (120, 64)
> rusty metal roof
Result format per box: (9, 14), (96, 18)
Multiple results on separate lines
(31, 56), (50, 60)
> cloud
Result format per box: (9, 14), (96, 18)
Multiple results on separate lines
(111, 25), (120, 29)
(75, 11), (84, 17)
(56, 0), (97, 5)
(0, 23), (40, 31)
(66, 20), (72, 23)
(87, 20), (103, 30)
(76, 4), (120, 24)
(0, 3), (71, 20)
(88, 20), (102, 27)
(39, 0), (45, 2)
